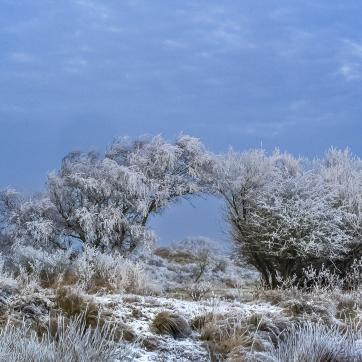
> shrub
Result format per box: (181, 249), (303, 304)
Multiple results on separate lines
(11, 244), (74, 288)
(73, 246), (149, 294)
(255, 275), (362, 331)
(154, 237), (228, 286)
(186, 281), (212, 301)
(10, 244), (151, 294)
(216, 148), (362, 288)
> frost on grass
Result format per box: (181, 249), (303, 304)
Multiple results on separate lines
(152, 311), (191, 339)
(252, 322), (362, 362)
(0, 315), (135, 362)
(10, 244), (154, 294)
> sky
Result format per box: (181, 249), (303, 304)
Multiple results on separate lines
(1, 0), (362, 245)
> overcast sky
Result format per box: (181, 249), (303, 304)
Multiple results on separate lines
(1, 0), (362, 244)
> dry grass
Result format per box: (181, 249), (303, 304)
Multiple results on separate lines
(250, 321), (362, 362)
(193, 312), (253, 359)
(141, 336), (159, 351)
(11, 245), (151, 295)
(54, 287), (99, 326)
(0, 315), (135, 362)
(152, 311), (191, 339)
(5, 238), (362, 361)
(154, 247), (200, 265)
(40, 267), (79, 289)
(192, 311), (291, 360)
(53, 286), (136, 342)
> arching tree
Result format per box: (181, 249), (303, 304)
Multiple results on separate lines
(1, 135), (215, 253)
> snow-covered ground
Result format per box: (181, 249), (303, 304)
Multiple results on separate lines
(94, 293), (282, 361)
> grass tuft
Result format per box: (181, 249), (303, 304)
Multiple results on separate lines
(152, 311), (191, 339)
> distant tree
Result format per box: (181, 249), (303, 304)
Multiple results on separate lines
(1, 135), (215, 253)
(216, 148), (362, 288)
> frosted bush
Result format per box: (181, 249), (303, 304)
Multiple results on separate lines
(73, 246), (149, 294)
(169, 237), (228, 281)
(271, 260), (362, 292)
(9, 244), (151, 294)
(12, 244), (72, 274)
(186, 281), (212, 301)
(0, 253), (17, 290)
(217, 148), (362, 287)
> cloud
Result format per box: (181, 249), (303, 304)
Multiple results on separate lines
(8, 52), (35, 64)
(2, 17), (41, 34)
(186, 4), (255, 54)
(339, 64), (361, 81)
(75, 0), (110, 20)
(344, 40), (362, 58)
(0, 0), (361, 147)
(226, 120), (296, 138)
(339, 40), (362, 81)
(0, 104), (25, 114)
(211, 24), (252, 51)
(63, 57), (89, 73)
(163, 39), (187, 49)
(268, 7), (295, 21)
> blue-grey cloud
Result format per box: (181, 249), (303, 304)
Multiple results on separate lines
(1, 0), (361, 243)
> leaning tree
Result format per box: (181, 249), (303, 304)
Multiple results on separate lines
(1, 135), (215, 253)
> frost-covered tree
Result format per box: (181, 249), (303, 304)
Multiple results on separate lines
(320, 148), (362, 268)
(0, 188), (65, 250)
(1, 135), (214, 253)
(216, 148), (362, 287)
